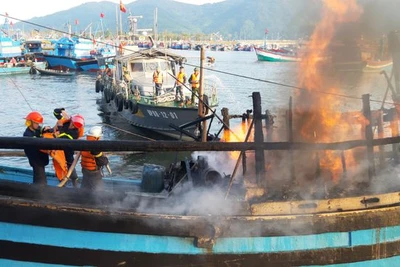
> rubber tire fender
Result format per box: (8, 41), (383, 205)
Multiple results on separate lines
(129, 100), (139, 114)
(105, 89), (111, 103)
(117, 95), (124, 112)
(95, 80), (101, 93)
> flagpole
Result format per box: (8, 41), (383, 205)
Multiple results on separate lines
(120, 10), (122, 36)
(115, 4), (119, 39)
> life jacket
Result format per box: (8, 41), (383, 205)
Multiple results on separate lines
(177, 72), (185, 85)
(40, 132), (68, 181)
(81, 150), (103, 171)
(153, 71), (163, 84)
(190, 73), (200, 88)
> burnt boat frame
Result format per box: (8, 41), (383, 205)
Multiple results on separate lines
(1, 92), (400, 266)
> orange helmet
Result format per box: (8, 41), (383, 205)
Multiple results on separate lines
(25, 111), (44, 124)
(70, 114), (85, 129)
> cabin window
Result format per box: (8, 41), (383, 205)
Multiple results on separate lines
(131, 62), (143, 72)
(159, 62), (171, 71)
(145, 62), (158, 72)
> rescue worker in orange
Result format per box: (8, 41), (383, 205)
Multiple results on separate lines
(80, 126), (109, 190)
(153, 66), (163, 96)
(104, 63), (112, 77)
(175, 66), (186, 101)
(54, 114), (85, 187)
(23, 111), (52, 185)
(188, 67), (200, 103)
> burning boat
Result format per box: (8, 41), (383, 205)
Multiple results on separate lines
(1, 1), (400, 266)
(0, 89), (400, 266)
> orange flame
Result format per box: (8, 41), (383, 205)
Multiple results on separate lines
(296, 0), (363, 181)
(222, 121), (252, 159)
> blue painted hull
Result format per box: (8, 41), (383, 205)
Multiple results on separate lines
(0, 165), (399, 266)
(0, 62), (46, 75)
(43, 54), (80, 70)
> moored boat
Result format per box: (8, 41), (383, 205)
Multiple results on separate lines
(0, 60), (46, 75)
(33, 66), (74, 76)
(254, 47), (301, 62)
(96, 46), (219, 140)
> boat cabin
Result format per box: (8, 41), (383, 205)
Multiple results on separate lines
(117, 55), (177, 97)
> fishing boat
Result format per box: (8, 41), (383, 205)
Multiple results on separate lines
(96, 46), (219, 140)
(22, 39), (54, 63)
(0, 90), (400, 266)
(33, 66), (74, 76)
(75, 55), (115, 72)
(254, 47), (301, 62)
(0, 55), (47, 75)
(43, 36), (97, 71)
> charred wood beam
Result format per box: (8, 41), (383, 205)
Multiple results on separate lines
(1, 137), (400, 152)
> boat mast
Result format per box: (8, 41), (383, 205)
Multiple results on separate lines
(115, 5), (119, 39)
(153, 8), (158, 44)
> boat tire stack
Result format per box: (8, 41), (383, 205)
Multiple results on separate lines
(95, 80), (104, 93)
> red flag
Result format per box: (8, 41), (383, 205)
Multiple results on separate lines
(75, 19), (79, 25)
(100, 12), (105, 18)
(120, 0), (126, 13)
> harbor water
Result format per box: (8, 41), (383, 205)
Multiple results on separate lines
(0, 49), (389, 177)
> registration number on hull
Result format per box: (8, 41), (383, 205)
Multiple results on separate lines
(146, 110), (179, 119)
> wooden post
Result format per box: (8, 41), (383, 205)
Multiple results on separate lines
(253, 92), (265, 186)
(199, 46), (207, 142)
(390, 108), (399, 164)
(288, 97), (295, 184)
(265, 109), (274, 142)
(341, 150), (347, 178)
(377, 110), (385, 168)
(362, 94), (375, 182)
(221, 107), (230, 140)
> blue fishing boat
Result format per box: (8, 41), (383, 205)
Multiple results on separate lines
(43, 37), (97, 71)
(0, 32), (47, 75)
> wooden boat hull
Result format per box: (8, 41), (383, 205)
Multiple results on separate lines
(0, 164), (399, 266)
(0, 186), (399, 266)
(35, 67), (74, 76)
(333, 59), (393, 73)
(254, 47), (300, 62)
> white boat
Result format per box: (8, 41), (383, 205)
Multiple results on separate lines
(254, 47), (301, 62)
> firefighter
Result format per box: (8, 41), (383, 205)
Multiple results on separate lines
(80, 126), (109, 190)
(23, 111), (52, 185)
(55, 114), (85, 187)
